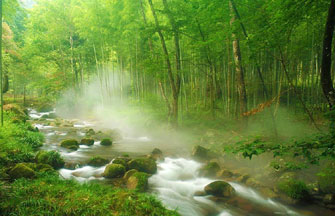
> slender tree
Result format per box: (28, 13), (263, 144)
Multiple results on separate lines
(0, 0), (3, 126)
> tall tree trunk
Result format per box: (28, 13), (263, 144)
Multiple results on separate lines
(148, 0), (179, 127)
(321, 0), (335, 110)
(230, 0), (248, 125)
(0, 0), (3, 126)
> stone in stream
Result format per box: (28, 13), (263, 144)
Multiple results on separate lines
(35, 150), (65, 169)
(204, 181), (235, 198)
(199, 162), (221, 178)
(149, 148), (163, 160)
(128, 158), (157, 174)
(9, 163), (36, 179)
(60, 139), (79, 150)
(103, 164), (126, 178)
(113, 157), (131, 170)
(80, 138), (95, 146)
(217, 169), (234, 178)
(86, 128), (95, 136)
(191, 145), (215, 161)
(126, 172), (149, 192)
(88, 156), (110, 167)
(123, 169), (138, 180)
(100, 138), (113, 146)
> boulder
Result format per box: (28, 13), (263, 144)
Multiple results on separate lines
(126, 172), (149, 192)
(60, 139), (79, 150)
(88, 156), (110, 167)
(200, 162), (220, 177)
(86, 128), (96, 136)
(123, 169), (138, 180)
(100, 138), (112, 146)
(150, 148), (163, 160)
(9, 163), (36, 179)
(277, 178), (310, 201)
(35, 163), (54, 173)
(103, 164), (126, 178)
(113, 157), (131, 169)
(217, 169), (233, 178)
(35, 150), (65, 169)
(192, 145), (214, 161)
(204, 181), (235, 198)
(128, 158), (157, 174)
(80, 138), (95, 146)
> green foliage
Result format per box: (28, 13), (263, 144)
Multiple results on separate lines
(0, 173), (179, 216)
(317, 163), (335, 193)
(100, 138), (112, 146)
(35, 151), (65, 169)
(277, 179), (310, 201)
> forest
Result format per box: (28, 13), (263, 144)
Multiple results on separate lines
(0, 0), (335, 215)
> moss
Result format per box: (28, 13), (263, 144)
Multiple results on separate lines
(123, 169), (138, 180)
(128, 158), (157, 174)
(60, 139), (79, 150)
(8, 163), (36, 179)
(103, 164), (126, 178)
(318, 163), (335, 194)
(88, 157), (109, 167)
(113, 157), (131, 169)
(277, 178), (310, 201)
(200, 162), (220, 177)
(35, 151), (65, 169)
(204, 181), (235, 197)
(80, 138), (94, 146)
(100, 138), (112, 146)
(127, 172), (149, 192)
(85, 128), (95, 136)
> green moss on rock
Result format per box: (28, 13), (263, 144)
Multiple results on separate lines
(80, 138), (94, 146)
(60, 139), (79, 150)
(113, 157), (131, 169)
(277, 178), (310, 201)
(123, 169), (138, 180)
(9, 163), (36, 179)
(103, 164), (126, 178)
(128, 158), (157, 174)
(127, 172), (149, 192)
(200, 162), (220, 177)
(88, 156), (109, 167)
(204, 181), (235, 197)
(35, 151), (65, 169)
(100, 138), (112, 146)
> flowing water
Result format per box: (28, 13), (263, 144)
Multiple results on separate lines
(29, 109), (334, 216)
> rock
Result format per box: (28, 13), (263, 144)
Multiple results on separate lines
(204, 181), (235, 198)
(128, 158), (157, 174)
(259, 187), (278, 199)
(126, 172), (149, 192)
(200, 162), (220, 177)
(123, 169), (138, 180)
(80, 138), (95, 146)
(9, 163), (36, 179)
(245, 178), (261, 188)
(152, 148), (162, 155)
(100, 138), (112, 146)
(103, 164), (126, 178)
(35, 163), (54, 172)
(86, 128), (95, 136)
(217, 169), (233, 178)
(191, 145), (214, 161)
(277, 178), (310, 201)
(88, 156), (110, 167)
(150, 148), (163, 160)
(35, 151), (65, 169)
(64, 162), (80, 170)
(113, 157), (131, 169)
(194, 191), (207, 196)
(237, 174), (250, 183)
(60, 139), (79, 150)
(323, 194), (335, 204)
(48, 113), (57, 119)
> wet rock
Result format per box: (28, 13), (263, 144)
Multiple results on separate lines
(217, 169), (233, 178)
(100, 138), (113, 146)
(35, 150), (65, 169)
(60, 139), (79, 150)
(123, 169), (138, 180)
(80, 138), (95, 146)
(113, 157), (131, 169)
(64, 162), (80, 170)
(200, 162), (220, 177)
(128, 158), (157, 174)
(245, 177), (261, 188)
(323, 194), (335, 204)
(103, 164), (126, 178)
(86, 128), (95, 136)
(9, 163), (36, 179)
(259, 187), (278, 199)
(191, 145), (215, 161)
(236, 174), (250, 183)
(126, 172), (149, 192)
(150, 148), (163, 160)
(194, 191), (206, 196)
(204, 181), (235, 198)
(88, 156), (110, 167)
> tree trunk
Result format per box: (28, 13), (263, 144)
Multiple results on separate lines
(321, 0), (335, 110)
(0, 0), (3, 126)
(230, 0), (248, 125)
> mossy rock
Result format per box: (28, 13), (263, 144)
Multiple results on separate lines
(41, 114), (49, 119)
(88, 156), (109, 167)
(126, 172), (149, 192)
(80, 138), (94, 146)
(60, 139), (79, 150)
(9, 163), (36, 179)
(128, 158), (157, 174)
(3, 104), (28, 121)
(113, 157), (131, 169)
(200, 162), (220, 177)
(277, 178), (310, 201)
(35, 151), (65, 169)
(318, 163), (335, 194)
(123, 169), (138, 180)
(35, 163), (54, 173)
(100, 138), (112, 146)
(103, 164), (126, 178)
(86, 128), (96, 136)
(204, 181), (235, 198)
(192, 145), (214, 161)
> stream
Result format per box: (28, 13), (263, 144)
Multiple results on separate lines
(29, 109), (333, 216)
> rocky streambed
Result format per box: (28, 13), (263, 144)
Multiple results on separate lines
(29, 109), (335, 216)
